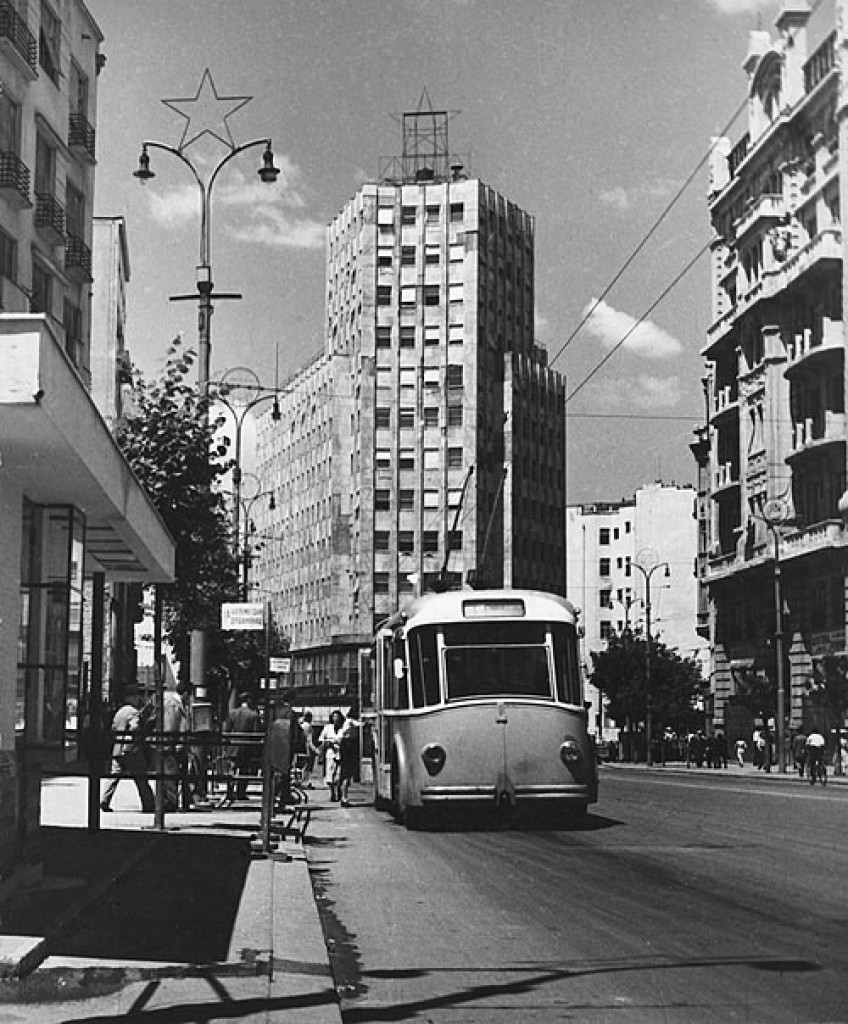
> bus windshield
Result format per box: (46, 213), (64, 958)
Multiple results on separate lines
(441, 621), (553, 700)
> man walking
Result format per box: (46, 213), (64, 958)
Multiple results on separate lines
(101, 697), (154, 813)
(224, 692), (262, 801)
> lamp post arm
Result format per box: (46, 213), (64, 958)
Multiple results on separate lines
(206, 139), (272, 268)
(142, 141), (208, 265)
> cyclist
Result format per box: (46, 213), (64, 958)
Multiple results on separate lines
(805, 726), (827, 785)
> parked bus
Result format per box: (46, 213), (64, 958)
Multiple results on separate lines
(372, 589), (598, 827)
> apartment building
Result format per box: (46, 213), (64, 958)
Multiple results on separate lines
(256, 104), (566, 698)
(697, 0), (846, 736)
(567, 484), (706, 741)
(0, 3), (173, 891)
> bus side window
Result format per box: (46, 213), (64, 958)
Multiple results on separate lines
(392, 634), (410, 709)
(409, 627), (441, 708)
(552, 624), (580, 704)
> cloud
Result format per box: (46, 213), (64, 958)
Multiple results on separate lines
(706, 0), (775, 14)
(599, 178), (678, 211)
(581, 298), (683, 358)
(144, 153), (325, 250)
(579, 374), (682, 410)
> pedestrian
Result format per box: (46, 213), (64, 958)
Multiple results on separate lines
(223, 692), (262, 801)
(792, 727), (808, 779)
(298, 710), (320, 788)
(162, 682), (191, 811)
(734, 737), (747, 768)
(100, 697), (155, 813)
(753, 728), (765, 769)
(319, 710), (346, 802)
(704, 733), (717, 769)
(264, 700), (297, 810)
(338, 704), (362, 807)
(714, 730), (728, 769)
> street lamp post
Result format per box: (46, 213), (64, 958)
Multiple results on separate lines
(238, 488), (275, 598)
(634, 552), (670, 767)
(133, 70), (280, 389)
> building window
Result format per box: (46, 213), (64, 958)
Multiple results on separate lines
(400, 326), (415, 348)
(399, 367), (416, 389)
(399, 408), (415, 429)
(401, 205), (416, 225)
(423, 407), (439, 428)
(401, 245), (416, 266)
(63, 299), (82, 365)
(374, 572), (390, 594)
(424, 324), (440, 346)
(425, 244), (440, 265)
(448, 323), (464, 344)
(39, 1), (61, 85)
(425, 204), (440, 223)
(423, 285), (440, 306)
(375, 489), (390, 511)
(376, 367), (392, 389)
(599, 591), (612, 608)
(400, 286), (416, 306)
(448, 530), (462, 551)
(399, 489), (415, 510)
(447, 405), (463, 427)
(376, 325), (391, 348)
(375, 448), (391, 469)
(423, 531), (439, 553)
(423, 367), (439, 388)
(599, 527), (610, 545)
(599, 558), (611, 577)
(448, 282), (464, 304)
(377, 285), (392, 306)
(446, 365), (464, 389)
(376, 407), (391, 429)
(0, 227), (18, 287)
(377, 250), (393, 268)
(423, 489), (439, 509)
(399, 530), (414, 554)
(375, 530), (390, 552)
(423, 448), (440, 470)
(399, 448), (415, 470)
(447, 488), (464, 508)
(449, 202), (464, 223)
(31, 262), (52, 315)
(449, 241), (464, 262)
(600, 620), (613, 640)
(0, 90), (21, 158)
(448, 446), (463, 469)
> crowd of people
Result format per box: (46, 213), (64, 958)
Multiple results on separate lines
(99, 687), (366, 814)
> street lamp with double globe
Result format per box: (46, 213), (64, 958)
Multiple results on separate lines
(633, 550), (670, 767)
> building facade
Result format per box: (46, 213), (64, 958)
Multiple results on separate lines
(567, 484), (707, 741)
(0, 3), (174, 892)
(697, 0), (847, 738)
(256, 106), (566, 700)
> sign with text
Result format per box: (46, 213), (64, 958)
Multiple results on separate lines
(270, 657), (291, 674)
(221, 602), (265, 631)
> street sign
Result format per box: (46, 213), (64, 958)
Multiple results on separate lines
(270, 657), (291, 674)
(221, 602), (265, 631)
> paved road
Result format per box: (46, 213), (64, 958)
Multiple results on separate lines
(308, 770), (848, 1022)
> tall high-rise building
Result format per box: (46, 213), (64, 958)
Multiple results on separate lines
(696, 1), (847, 741)
(256, 103), (565, 699)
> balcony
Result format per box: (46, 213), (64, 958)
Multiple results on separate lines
(34, 193), (65, 244)
(712, 383), (738, 422)
(785, 319), (842, 377)
(713, 461), (740, 495)
(0, 1), (37, 77)
(68, 114), (96, 162)
(64, 234), (92, 282)
(804, 32), (836, 95)
(734, 193), (785, 245)
(787, 410), (846, 461)
(0, 150), (31, 207)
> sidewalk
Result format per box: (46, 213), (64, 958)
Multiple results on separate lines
(603, 758), (848, 783)
(0, 774), (343, 1023)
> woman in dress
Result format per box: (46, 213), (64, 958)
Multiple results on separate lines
(319, 710), (345, 801)
(338, 704), (362, 807)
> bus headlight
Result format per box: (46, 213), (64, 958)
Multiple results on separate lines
(559, 738), (582, 766)
(421, 743), (447, 776)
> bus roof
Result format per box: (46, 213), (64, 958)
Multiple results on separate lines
(376, 588), (579, 635)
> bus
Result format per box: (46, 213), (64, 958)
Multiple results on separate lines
(371, 589), (598, 827)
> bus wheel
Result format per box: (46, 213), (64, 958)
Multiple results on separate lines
(564, 803), (589, 827)
(403, 805), (424, 830)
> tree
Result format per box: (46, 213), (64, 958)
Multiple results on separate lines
(117, 338), (241, 689)
(589, 629), (708, 736)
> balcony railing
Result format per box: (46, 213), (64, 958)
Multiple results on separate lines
(734, 193), (785, 242)
(68, 113), (96, 161)
(713, 383), (738, 417)
(714, 461), (739, 492)
(728, 133), (749, 178)
(64, 234), (92, 282)
(0, 1), (37, 75)
(35, 193), (65, 243)
(0, 150), (30, 205)
(804, 31), (836, 94)
(790, 411), (846, 453)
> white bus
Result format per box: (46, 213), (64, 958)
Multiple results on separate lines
(372, 589), (598, 827)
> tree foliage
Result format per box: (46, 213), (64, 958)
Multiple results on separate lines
(117, 338), (239, 666)
(589, 629), (708, 734)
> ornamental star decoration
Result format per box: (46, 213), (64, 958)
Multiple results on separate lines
(162, 69), (252, 152)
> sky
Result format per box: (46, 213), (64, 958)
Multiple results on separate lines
(87, 0), (810, 505)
